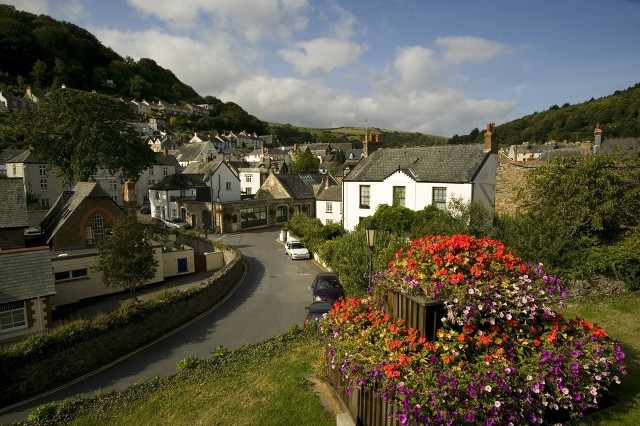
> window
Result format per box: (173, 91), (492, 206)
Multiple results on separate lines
(12, 164), (16, 176)
(40, 198), (49, 208)
(246, 175), (252, 182)
(226, 182), (231, 190)
(111, 195), (118, 203)
(85, 213), (110, 244)
(162, 166), (168, 176)
(0, 301), (27, 332)
(433, 187), (447, 210)
(148, 167), (154, 176)
(38, 165), (46, 176)
(326, 202), (333, 213)
(40, 179), (48, 190)
(246, 187), (252, 195)
(107, 180), (116, 190)
(177, 258), (188, 273)
(359, 185), (370, 208)
(148, 179), (155, 186)
(155, 191), (160, 199)
(393, 186), (406, 207)
(325, 219), (333, 225)
(55, 269), (88, 282)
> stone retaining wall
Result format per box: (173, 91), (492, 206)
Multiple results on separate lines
(0, 237), (242, 407)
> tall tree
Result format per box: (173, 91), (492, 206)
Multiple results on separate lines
(93, 214), (158, 296)
(19, 88), (155, 184)
(290, 149), (320, 173)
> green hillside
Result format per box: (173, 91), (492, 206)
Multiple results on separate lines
(450, 83), (640, 146)
(0, 4), (200, 103)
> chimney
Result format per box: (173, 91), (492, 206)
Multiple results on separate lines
(363, 134), (369, 157)
(123, 181), (136, 211)
(594, 122), (602, 152)
(484, 122), (497, 153)
(324, 174), (331, 189)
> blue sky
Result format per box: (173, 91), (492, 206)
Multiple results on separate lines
(7, 0), (640, 136)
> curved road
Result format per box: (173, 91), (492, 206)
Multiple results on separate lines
(0, 227), (324, 424)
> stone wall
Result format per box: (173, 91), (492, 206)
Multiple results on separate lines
(0, 238), (243, 407)
(495, 163), (535, 216)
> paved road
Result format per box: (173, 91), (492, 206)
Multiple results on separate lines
(0, 227), (324, 424)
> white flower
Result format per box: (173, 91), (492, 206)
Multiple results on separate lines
(494, 401), (501, 408)
(562, 387), (569, 395)
(506, 313), (512, 320)
(485, 385), (492, 392)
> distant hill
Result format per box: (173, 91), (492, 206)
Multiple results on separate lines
(449, 83), (640, 146)
(268, 123), (448, 148)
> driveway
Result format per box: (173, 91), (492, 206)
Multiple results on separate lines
(0, 227), (325, 423)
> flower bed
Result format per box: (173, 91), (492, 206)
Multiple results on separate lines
(321, 235), (626, 424)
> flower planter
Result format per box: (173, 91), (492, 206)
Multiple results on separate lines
(386, 292), (444, 341)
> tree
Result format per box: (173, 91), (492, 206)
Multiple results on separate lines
(30, 60), (47, 87)
(19, 88), (155, 184)
(93, 214), (158, 295)
(508, 152), (640, 269)
(290, 149), (319, 173)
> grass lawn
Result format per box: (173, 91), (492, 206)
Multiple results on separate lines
(19, 292), (640, 425)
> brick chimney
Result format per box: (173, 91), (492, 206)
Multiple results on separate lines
(593, 122), (602, 153)
(123, 181), (136, 211)
(484, 122), (497, 153)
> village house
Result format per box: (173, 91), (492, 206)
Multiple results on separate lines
(342, 124), (499, 231)
(315, 175), (342, 225)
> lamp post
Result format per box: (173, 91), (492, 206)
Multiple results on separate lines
(365, 222), (378, 281)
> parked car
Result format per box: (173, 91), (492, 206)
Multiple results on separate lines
(139, 205), (151, 214)
(162, 217), (190, 229)
(309, 273), (345, 302)
(304, 300), (334, 325)
(284, 239), (311, 260)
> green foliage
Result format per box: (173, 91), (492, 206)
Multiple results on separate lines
(450, 83), (640, 145)
(17, 88), (156, 183)
(506, 153), (640, 270)
(93, 213), (158, 294)
(286, 214), (345, 254)
(578, 227), (640, 291)
(176, 356), (200, 372)
(290, 149), (320, 173)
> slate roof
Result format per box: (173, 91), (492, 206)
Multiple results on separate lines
(149, 173), (208, 190)
(40, 182), (121, 244)
(274, 174), (316, 199)
(536, 148), (584, 162)
(0, 247), (56, 303)
(0, 177), (29, 229)
(182, 160), (224, 176)
(154, 151), (179, 166)
(599, 138), (640, 157)
(174, 142), (209, 163)
(343, 144), (491, 183)
(316, 183), (342, 202)
(0, 148), (28, 164)
(5, 149), (40, 164)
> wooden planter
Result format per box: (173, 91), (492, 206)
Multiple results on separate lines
(387, 292), (444, 341)
(326, 293), (445, 425)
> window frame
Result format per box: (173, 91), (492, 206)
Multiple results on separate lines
(359, 185), (370, 209)
(432, 187), (447, 210)
(0, 301), (27, 332)
(393, 186), (406, 207)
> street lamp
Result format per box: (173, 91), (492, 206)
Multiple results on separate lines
(365, 222), (378, 280)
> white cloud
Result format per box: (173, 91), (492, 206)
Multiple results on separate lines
(2, 0), (49, 14)
(126, 0), (309, 42)
(436, 36), (505, 65)
(278, 38), (367, 75)
(392, 45), (443, 89)
(94, 28), (245, 94)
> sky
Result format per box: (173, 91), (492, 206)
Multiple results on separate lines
(6, 0), (640, 136)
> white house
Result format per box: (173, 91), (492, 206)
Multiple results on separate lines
(182, 160), (242, 202)
(341, 124), (499, 231)
(174, 140), (220, 167)
(238, 167), (262, 196)
(149, 174), (210, 220)
(315, 175), (342, 225)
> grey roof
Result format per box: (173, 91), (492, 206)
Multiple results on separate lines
(182, 160), (224, 175)
(537, 148), (584, 161)
(0, 148), (28, 164)
(174, 142), (208, 163)
(0, 177), (29, 229)
(343, 144), (491, 183)
(154, 152), (179, 166)
(40, 182), (119, 243)
(149, 173), (208, 190)
(274, 174), (316, 199)
(599, 138), (640, 157)
(5, 149), (40, 164)
(0, 247), (56, 303)
(316, 183), (342, 202)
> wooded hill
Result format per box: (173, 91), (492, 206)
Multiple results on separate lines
(450, 83), (640, 146)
